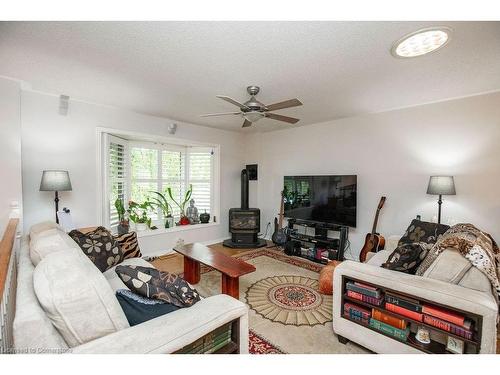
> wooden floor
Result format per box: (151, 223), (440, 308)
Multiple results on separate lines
(151, 241), (274, 275)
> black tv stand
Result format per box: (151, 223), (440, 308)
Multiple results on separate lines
(283, 218), (348, 264)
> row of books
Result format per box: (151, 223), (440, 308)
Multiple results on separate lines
(343, 302), (371, 325)
(345, 281), (384, 306)
(175, 323), (233, 354)
(345, 281), (475, 340)
(343, 301), (409, 342)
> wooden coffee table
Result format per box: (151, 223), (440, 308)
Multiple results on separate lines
(173, 243), (256, 299)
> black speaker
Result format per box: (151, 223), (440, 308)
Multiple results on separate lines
(246, 164), (258, 180)
(284, 241), (294, 255)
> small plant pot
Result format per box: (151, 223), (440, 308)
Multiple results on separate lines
(135, 223), (148, 231)
(117, 220), (129, 235)
(199, 211), (210, 224)
(179, 216), (191, 226)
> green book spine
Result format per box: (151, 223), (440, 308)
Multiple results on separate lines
(369, 318), (409, 341)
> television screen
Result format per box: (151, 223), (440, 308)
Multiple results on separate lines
(283, 175), (357, 227)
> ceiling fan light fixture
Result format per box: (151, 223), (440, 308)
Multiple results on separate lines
(243, 111), (265, 123)
(391, 27), (452, 58)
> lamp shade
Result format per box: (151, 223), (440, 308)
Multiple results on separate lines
(39, 170), (72, 192)
(426, 176), (455, 195)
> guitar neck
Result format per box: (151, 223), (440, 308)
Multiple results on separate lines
(371, 209), (380, 235)
(278, 194), (284, 228)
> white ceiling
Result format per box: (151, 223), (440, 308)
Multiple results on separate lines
(1, 21), (500, 132)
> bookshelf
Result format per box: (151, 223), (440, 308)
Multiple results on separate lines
(174, 319), (240, 354)
(340, 276), (482, 354)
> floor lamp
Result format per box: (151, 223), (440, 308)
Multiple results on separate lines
(39, 170), (72, 224)
(426, 176), (456, 224)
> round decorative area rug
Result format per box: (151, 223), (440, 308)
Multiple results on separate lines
(245, 275), (333, 326)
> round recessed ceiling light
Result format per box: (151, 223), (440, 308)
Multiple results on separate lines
(391, 27), (452, 58)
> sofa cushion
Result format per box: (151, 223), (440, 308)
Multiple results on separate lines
(115, 289), (180, 326)
(14, 236), (69, 351)
(29, 221), (63, 239)
(382, 242), (432, 274)
(33, 248), (130, 347)
(30, 229), (80, 266)
(366, 250), (391, 267)
(422, 249), (492, 293)
(69, 226), (123, 272)
(113, 231), (142, 260)
(399, 219), (449, 246)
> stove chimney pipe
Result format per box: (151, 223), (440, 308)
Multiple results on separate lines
(241, 169), (249, 210)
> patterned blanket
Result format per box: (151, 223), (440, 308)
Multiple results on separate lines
(416, 223), (500, 297)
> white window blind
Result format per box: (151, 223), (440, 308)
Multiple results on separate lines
(106, 135), (129, 229)
(188, 148), (213, 214)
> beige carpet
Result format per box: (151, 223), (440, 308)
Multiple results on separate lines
(192, 248), (369, 354)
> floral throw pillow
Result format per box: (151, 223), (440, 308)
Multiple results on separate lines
(382, 242), (433, 274)
(69, 226), (123, 272)
(115, 265), (201, 308)
(398, 219), (449, 246)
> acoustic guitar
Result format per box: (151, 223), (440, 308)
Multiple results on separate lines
(271, 191), (287, 246)
(359, 196), (386, 263)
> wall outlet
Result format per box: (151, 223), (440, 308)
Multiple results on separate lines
(175, 238), (185, 248)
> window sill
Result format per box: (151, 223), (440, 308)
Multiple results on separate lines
(135, 222), (220, 238)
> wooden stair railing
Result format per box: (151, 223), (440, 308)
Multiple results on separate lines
(0, 218), (20, 354)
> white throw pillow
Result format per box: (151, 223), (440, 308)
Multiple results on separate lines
(33, 248), (130, 347)
(30, 229), (79, 266)
(29, 221), (63, 239)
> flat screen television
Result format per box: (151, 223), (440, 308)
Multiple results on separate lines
(283, 175), (357, 227)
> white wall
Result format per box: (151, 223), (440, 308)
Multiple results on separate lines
(245, 92), (500, 259)
(0, 77), (23, 234)
(17, 88), (500, 259)
(21, 90), (246, 255)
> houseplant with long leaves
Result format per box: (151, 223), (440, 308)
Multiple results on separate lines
(167, 184), (193, 225)
(150, 190), (174, 228)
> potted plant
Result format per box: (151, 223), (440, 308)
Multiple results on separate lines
(114, 198), (129, 235)
(127, 200), (154, 231)
(167, 184), (193, 225)
(150, 190), (174, 228)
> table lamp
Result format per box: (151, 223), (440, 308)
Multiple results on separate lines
(39, 170), (72, 224)
(426, 176), (456, 224)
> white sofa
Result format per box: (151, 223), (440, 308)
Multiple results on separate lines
(333, 236), (498, 354)
(13, 222), (249, 354)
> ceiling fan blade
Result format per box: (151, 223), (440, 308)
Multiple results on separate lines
(216, 95), (250, 110)
(242, 119), (252, 128)
(265, 113), (300, 124)
(266, 98), (302, 111)
(200, 112), (241, 117)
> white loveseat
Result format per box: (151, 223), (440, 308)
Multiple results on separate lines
(13, 222), (249, 354)
(332, 236), (498, 354)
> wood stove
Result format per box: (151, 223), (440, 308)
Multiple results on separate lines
(223, 169), (267, 248)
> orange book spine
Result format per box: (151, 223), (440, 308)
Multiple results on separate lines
(386, 303), (423, 322)
(372, 308), (406, 329)
(422, 305), (464, 327)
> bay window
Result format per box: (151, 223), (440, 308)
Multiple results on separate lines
(102, 132), (217, 230)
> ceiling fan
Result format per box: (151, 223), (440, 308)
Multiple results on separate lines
(200, 86), (302, 128)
